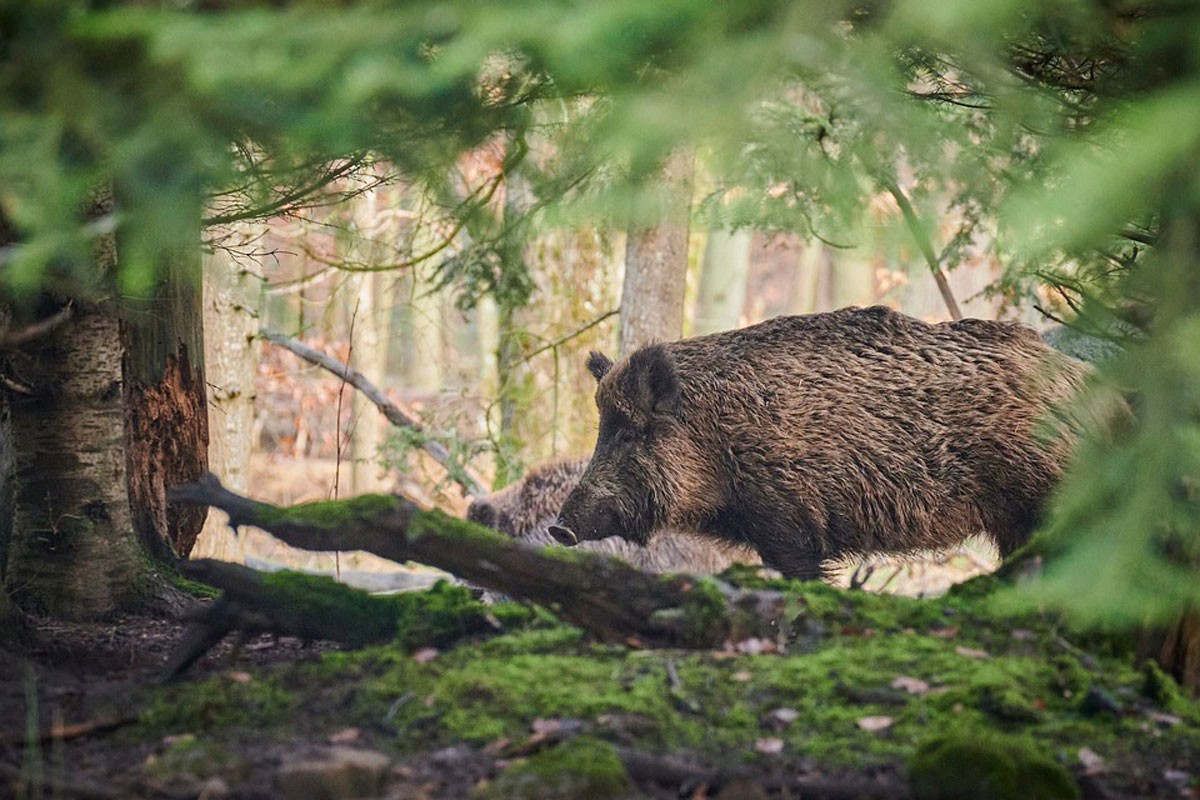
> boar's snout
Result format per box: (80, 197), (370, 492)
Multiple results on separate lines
(547, 524), (578, 546)
(554, 496), (623, 545)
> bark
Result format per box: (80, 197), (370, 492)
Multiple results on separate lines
(348, 270), (390, 494)
(122, 257), (209, 560)
(694, 229), (750, 335)
(170, 474), (786, 649)
(1139, 610), (1200, 695)
(787, 242), (826, 315)
(619, 150), (695, 357)
(193, 242), (261, 560)
(4, 301), (146, 616)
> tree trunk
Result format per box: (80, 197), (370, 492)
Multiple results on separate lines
(348, 274), (390, 495)
(5, 301), (148, 617)
(694, 228), (751, 335)
(619, 150), (695, 357)
(1, 191), (207, 619)
(122, 259), (209, 561)
(787, 242), (826, 315)
(193, 240), (262, 560)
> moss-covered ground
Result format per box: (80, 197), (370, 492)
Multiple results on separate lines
(116, 569), (1200, 798)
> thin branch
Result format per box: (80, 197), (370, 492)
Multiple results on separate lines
(523, 309), (620, 363)
(880, 179), (962, 321)
(261, 329), (486, 498)
(203, 158), (371, 227)
(0, 303), (74, 350)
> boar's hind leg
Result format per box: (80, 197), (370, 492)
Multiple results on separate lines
(756, 543), (827, 582)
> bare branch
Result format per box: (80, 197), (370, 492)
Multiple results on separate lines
(880, 179), (962, 321)
(261, 329), (486, 498)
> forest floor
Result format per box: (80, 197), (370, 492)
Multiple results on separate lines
(2, 567), (1198, 800)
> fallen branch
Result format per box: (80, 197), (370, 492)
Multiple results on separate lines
(261, 329), (485, 498)
(169, 474), (785, 650)
(0, 714), (137, 748)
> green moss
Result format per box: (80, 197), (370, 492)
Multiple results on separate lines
(258, 493), (404, 530)
(908, 733), (1079, 800)
(662, 577), (730, 647)
(1141, 659), (1185, 712)
(143, 735), (245, 784)
(140, 673), (296, 733)
(129, 564), (1200, 792)
(259, 570), (398, 645)
(473, 736), (635, 800)
(389, 579), (496, 650)
(407, 508), (513, 545)
(252, 574), (507, 651)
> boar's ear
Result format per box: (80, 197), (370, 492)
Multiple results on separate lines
(586, 351), (614, 382)
(629, 344), (680, 418)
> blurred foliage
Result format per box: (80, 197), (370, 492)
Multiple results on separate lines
(2, 0), (1199, 623)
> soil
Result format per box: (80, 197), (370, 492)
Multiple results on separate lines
(0, 611), (910, 800)
(3, 578), (1198, 800)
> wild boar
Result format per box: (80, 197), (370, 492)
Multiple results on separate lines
(550, 305), (1094, 580)
(467, 458), (756, 574)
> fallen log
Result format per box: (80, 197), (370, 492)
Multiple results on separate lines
(169, 474), (785, 650)
(163, 562), (498, 677)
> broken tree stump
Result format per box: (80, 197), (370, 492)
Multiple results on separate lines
(169, 474), (785, 650)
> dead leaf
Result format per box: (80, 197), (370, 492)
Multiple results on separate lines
(328, 727), (361, 744)
(764, 708), (799, 730)
(735, 638), (778, 655)
(1147, 711), (1182, 727)
(755, 737), (784, 754)
(412, 647), (439, 664)
(227, 671), (253, 684)
(732, 671), (753, 682)
(890, 676), (930, 695)
(954, 646), (991, 660)
(930, 626), (959, 639)
(856, 716), (894, 732)
(482, 738), (511, 756)
(1078, 747), (1106, 775)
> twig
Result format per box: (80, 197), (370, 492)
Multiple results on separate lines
(0, 713), (137, 748)
(880, 179), (962, 321)
(261, 329), (485, 498)
(0, 303), (74, 350)
(523, 309), (620, 362)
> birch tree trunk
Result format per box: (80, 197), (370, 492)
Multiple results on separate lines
(348, 270), (390, 494)
(193, 241), (261, 560)
(619, 150), (695, 357)
(5, 302), (148, 617)
(694, 229), (751, 335)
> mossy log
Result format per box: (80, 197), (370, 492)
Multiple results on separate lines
(164, 562), (498, 677)
(170, 474), (785, 650)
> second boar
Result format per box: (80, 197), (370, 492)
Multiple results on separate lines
(467, 458), (756, 574)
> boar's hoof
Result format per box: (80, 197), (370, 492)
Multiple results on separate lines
(548, 525), (579, 546)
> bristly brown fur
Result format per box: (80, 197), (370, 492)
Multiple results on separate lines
(558, 306), (1100, 580)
